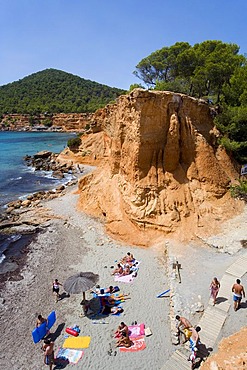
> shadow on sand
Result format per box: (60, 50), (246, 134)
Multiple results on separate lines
(50, 323), (65, 341)
(216, 296), (228, 304)
(192, 343), (213, 369)
(58, 292), (70, 302)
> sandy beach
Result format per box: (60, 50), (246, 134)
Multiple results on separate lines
(0, 171), (246, 370)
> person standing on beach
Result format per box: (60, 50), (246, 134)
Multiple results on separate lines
(210, 277), (220, 305)
(52, 279), (63, 303)
(43, 339), (55, 370)
(232, 279), (245, 311)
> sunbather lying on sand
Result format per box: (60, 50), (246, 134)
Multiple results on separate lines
(122, 264), (131, 275)
(106, 286), (119, 293)
(92, 285), (120, 295)
(111, 263), (123, 276)
(101, 305), (124, 315)
(112, 293), (130, 300)
(107, 294), (131, 306)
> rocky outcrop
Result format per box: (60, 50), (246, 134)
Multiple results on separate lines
(73, 89), (241, 243)
(24, 150), (85, 179)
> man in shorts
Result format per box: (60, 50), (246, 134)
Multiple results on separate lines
(175, 315), (192, 343)
(232, 279), (245, 311)
(43, 339), (55, 370)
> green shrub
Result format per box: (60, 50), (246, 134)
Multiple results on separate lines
(67, 137), (81, 151)
(230, 181), (247, 202)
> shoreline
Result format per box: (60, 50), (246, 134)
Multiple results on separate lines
(0, 150), (90, 277)
(0, 169), (246, 369)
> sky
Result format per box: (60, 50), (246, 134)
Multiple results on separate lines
(1, 0), (246, 90)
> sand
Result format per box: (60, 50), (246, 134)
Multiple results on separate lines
(0, 174), (246, 370)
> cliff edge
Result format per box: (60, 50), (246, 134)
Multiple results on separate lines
(66, 89), (242, 244)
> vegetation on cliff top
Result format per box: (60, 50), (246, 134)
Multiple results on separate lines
(134, 40), (247, 163)
(0, 69), (126, 115)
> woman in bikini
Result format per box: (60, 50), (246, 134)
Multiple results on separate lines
(115, 331), (133, 348)
(210, 277), (220, 305)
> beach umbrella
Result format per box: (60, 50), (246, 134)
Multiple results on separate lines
(64, 272), (99, 301)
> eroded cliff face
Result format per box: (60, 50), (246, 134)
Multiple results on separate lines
(75, 89), (241, 244)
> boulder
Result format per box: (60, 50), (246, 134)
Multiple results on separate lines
(52, 170), (64, 179)
(21, 200), (31, 207)
(33, 150), (52, 159)
(56, 185), (65, 191)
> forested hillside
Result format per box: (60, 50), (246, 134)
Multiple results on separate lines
(0, 69), (125, 114)
(134, 40), (247, 163)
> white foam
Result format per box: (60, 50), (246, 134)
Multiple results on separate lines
(0, 253), (6, 264)
(10, 176), (22, 181)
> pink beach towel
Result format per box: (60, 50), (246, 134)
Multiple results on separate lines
(119, 336), (146, 352)
(128, 323), (145, 338)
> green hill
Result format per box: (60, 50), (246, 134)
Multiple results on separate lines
(0, 69), (126, 114)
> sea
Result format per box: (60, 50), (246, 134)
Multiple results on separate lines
(0, 131), (76, 266)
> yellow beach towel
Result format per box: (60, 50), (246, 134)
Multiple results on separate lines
(63, 336), (91, 349)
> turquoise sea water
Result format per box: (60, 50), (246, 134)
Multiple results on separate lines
(0, 131), (75, 208)
(0, 131), (76, 265)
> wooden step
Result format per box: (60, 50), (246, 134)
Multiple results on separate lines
(225, 254), (247, 277)
(161, 350), (191, 370)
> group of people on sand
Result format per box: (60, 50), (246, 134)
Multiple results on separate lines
(111, 252), (136, 277)
(93, 285), (131, 316)
(34, 251), (138, 369)
(176, 277), (246, 368)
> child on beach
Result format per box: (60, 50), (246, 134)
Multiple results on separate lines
(52, 279), (63, 303)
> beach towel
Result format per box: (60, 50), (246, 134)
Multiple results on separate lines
(114, 274), (135, 283)
(56, 347), (84, 364)
(62, 336), (91, 349)
(128, 323), (145, 338)
(119, 336), (146, 352)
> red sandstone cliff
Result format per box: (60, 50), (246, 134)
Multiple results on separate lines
(62, 89), (242, 244)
